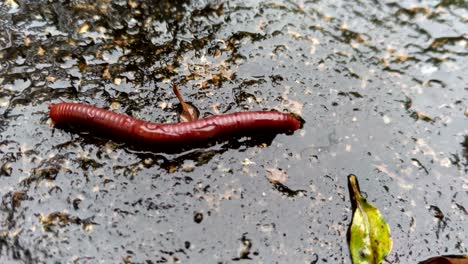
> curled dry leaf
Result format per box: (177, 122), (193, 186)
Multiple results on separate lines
(419, 255), (468, 264)
(172, 83), (199, 122)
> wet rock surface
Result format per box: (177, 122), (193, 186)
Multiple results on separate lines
(0, 0), (466, 263)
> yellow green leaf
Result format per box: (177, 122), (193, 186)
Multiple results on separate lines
(348, 174), (393, 264)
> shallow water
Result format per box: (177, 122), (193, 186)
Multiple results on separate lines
(0, 0), (466, 263)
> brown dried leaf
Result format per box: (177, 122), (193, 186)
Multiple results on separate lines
(266, 168), (288, 184)
(172, 83), (199, 122)
(37, 46), (45, 56)
(419, 255), (468, 264)
(77, 23), (90, 34)
(102, 67), (111, 79)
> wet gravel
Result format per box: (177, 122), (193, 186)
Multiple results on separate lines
(0, 0), (466, 263)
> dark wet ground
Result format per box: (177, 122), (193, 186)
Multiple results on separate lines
(0, 0), (467, 263)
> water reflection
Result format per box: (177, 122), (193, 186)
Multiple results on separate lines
(0, 0), (466, 263)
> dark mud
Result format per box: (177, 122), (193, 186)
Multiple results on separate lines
(0, 0), (466, 263)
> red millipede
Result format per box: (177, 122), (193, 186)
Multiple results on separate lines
(49, 102), (301, 150)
